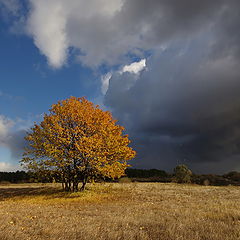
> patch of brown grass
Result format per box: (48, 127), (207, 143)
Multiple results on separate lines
(0, 182), (239, 240)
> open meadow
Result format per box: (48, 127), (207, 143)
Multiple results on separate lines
(0, 182), (239, 240)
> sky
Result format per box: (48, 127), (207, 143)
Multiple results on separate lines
(0, 0), (240, 174)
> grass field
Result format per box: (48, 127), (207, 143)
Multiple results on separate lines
(0, 182), (239, 240)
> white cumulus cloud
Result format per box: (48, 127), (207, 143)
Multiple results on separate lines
(27, 0), (124, 68)
(122, 59), (146, 74)
(101, 59), (146, 95)
(101, 72), (112, 95)
(27, 0), (69, 68)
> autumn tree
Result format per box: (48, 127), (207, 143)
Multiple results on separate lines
(21, 97), (136, 191)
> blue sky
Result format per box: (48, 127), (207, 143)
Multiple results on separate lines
(1, 0), (240, 173)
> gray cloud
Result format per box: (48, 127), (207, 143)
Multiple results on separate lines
(0, 116), (27, 163)
(6, 129), (27, 159)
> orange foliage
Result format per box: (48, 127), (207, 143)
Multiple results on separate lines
(21, 97), (136, 191)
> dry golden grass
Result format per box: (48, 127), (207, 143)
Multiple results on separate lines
(0, 182), (239, 240)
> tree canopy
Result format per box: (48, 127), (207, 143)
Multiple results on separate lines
(21, 97), (136, 191)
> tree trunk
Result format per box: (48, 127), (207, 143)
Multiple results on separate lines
(80, 176), (88, 191)
(72, 182), (79, 192)
(80, 181), (86, 191)
(64, 181), (71, 192)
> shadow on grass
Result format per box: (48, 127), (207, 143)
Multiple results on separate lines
(0, 186), (65, 201)
(0, 184), (102, 202)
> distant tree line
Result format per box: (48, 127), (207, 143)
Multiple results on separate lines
(0, 171), (31, 183)
(1, 167), (240, 186)
(0, 170), (59, 183)
(125, 168), (168, 179)
(192, 171), (240, 186)
(125, 166), (240, 186)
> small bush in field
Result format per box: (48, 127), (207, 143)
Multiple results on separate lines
(118, 177), (132, 183)
(173, 164), (192, 183)
(203, 179), (210, 186)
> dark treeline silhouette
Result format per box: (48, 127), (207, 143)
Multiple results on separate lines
(126, 168), (168, 178)
(125, 168), (240, 186)
(192, 171), (240, 186)
(125, 168), (171, 182)
(0, 169), (240, 186)
(0, 171), (31, 183)
(0, 170), (56, 183)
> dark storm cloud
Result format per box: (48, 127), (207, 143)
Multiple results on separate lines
(210, 2), (240, 60)
(104, 0), (240, 173)
(118, 0), (224, 47)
